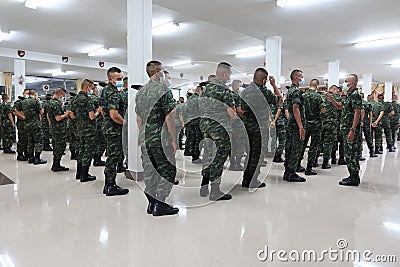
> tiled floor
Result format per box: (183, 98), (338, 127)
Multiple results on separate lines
(0, 143), (399, 267)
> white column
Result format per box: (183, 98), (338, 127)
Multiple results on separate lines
(0, 72), (4, 85)
(362, 74), (373, 95)
(14, 59), (25, 99)
(328, 60), (340, 88)
(265, 36), (282, 89)
(385, 82), (393, 101)
(127, 0), (152, 173)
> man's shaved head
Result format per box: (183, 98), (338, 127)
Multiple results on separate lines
(146, 60), (163, 77)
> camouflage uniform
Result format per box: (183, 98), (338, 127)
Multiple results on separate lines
(230, 90), (246, 168)
(0, 101), (15, 150)
(41, 100), (52, 150)
(284, 84), (305, 172)
(120, 88), (128, 168)
(101, 83), (125, 185)
(241, 82), (278, 184)
(340, 89), (362, 176)
(359, 100), (374, 154)
(135, 80), (176, 199)
(300, 89), (325, 168)
(332, 101), (345, 161)
(321, 93), (342, 161)
(371, 101), (385, 151)
(21, 97), (44, 156)
(90, 93), (106, 158)
(199, 78), (234, 185)
(390, 101), (400, 143)
(66, 97), (78, 158)
(71, 91), (96, 167)
(174, 103), (185, 149)
(185, 93), (203, 161)
(13, 98), (28, 156)
(47, 98), (67, 162)
(381, 101), (394, 149)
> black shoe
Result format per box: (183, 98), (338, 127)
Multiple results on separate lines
(375, 150), (383, 155)
(305, 169), (317, 176)
(393, 146), (397, 150)
(331, 158), (337, 164)
(200, 185), (209, 197)
(3, 148), (16, 154)
(296, 166), (305, 172)
(184, 151), (191, 156)
(152, 202), (179, 217)
(93, 155), (106, 166)
(173, 180), (179, 185)
(33, 153), (47, 165)
(242, 180), (266, 188)
(283, 170), (290, 181)
(51, 160), (69, 172)
(286, 172), (306, 182)
(17, 153), (28, 161)
(321, 162), (331, 169)
(104, 184), (129, 196)
(209, 184), (232, 201)
(80, 166), (96, 183)
(359, 156), (366, 161)
(338, 158), (347, 165)
(70, 151), (78, 160)
(116, 163), (126, 173)
(370, 152), (378, 158)
(389, 147), (395, 153)
(311, 162), (318, 168)
(339, 175), (360, 186)
(27, 153), (34, 164)
(273, 154), (284, 163)
(192, 158), (203, 164)
(43, 146), (53, 151)
(145, 193), (155, 215)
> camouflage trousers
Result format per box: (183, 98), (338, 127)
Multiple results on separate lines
(231, 121), (246, 159)
(96, 122), (106, 156)
(300, 127), (322, 165)
(52, 128), (67, 161)
(359, 124), (374, 154)
(26, 123), (43, 154)
(382, 121), (393, 147)
(16, 123), (28, 153)
(1, 125), (15, 148)
(321, 122), (337, 161)
(390, 122), (399, 144)
(372, 125), (383, 150)
(186, 122), (203, 159)
(67, 124), (78, 152)
(243, 123), (262, 183)
(332, 124), (345, 160)
(272, 124), (286, 155)
(343, 128), (360, 175)
(141, 145), (176, 199)
(175, 125), (184, 148)
(104, 134), (124, 184)
(200, 122), (231, 184)
(284, 125), (303, 172)
(77, 133), (96, 167)
(42, 120), (51, 148)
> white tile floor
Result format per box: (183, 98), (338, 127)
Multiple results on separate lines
(0, 144), (399, 267)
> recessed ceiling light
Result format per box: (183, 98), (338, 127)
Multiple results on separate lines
(0, 31), (11, 42)
(88, 46), (110, 57)
(276, 0), (325, 8)
(171, 60), (194, 69)
(355, 36), (400, 48)
(152, 20), (180, 36)
(391, 62), (400, 68)
(234, 47), (266, 59)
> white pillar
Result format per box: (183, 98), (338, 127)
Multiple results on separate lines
(362, 74), (373, 95)
(265, 36), (282, 89)
(328, 60), (340, 88)
(127, 0), (152, 173)
(0, 72), (4, 85)
(14, 59), (25, 99)
(385, 82), (393, 101)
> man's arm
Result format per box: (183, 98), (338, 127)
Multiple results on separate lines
(324, 92), (343, 109)
(13, 109), (25, 120)
(179, 113), (185, 128)
(369, 111), (373, 126)
(227, 106), (237, 120)
(293, 103), (305, 140)
(360, 109), (365, 126)
(373, 111), (384, 127)
(8, 113), (15, 127)
(269, 76), (283, 104)
(110, 109), (125, 124)
(348, 108), (361, 141)
(55, 110), (70, 122)
(166, 109), (176, 154)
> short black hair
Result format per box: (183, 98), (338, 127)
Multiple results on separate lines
(255, 68), (268, 76)
(29, 89), (38, 95)
(123, 77), (128, 82)
(290, 69), (302, 80)
(310, 79), (320, 85)
(218, 62), (232, 68)
(107, 67), (122, 77)
(147, 60), (162, 67)
(378, 94), (384, 98)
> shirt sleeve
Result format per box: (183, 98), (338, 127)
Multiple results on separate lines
(351, 92), (363, 110)
(161, 88), (176, 115)
(107, 90), (120, 110)
(223, 88), (235, 108)
(86, 97), (96, 113)
(291, 90), (302, 105)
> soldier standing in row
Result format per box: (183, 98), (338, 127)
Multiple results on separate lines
(271, 100), (286, 163)
(359, 92), (376, 158)
(42, 94), (53, 152)
(13, 89), (30, 161)
(66, 92), (79, 160)
(0, 94), (16, 154)
(185, 84), (203, 164)
(379, 94), (395, 152)
(371, 94), (385, 154)
(390, 95), (400, 144)
(89, 85), (106, 166)
(229, 80), (245, 171)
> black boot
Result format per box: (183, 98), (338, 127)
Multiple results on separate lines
(370, 151), (378, 157)
(389, 146), (395, 152)
(80, 165), (96, 183)
(339, 174), (360, 186)
(209, 183), (232, 201)
(51, 159), (69, 172)
(374, 149), (383, 155)
(152, 195), (179, 217)
(103, 182), (129, 196)
(145, 193), (156, 214)
(200, 176), (210, 197)
(338, 158), (347, 165)
(27, 152), (35, 164)
(296, 165), (306, 172)
(70, 150), (77, 160)
(321, 159), (331, 169)
(93, 154), (106, 166)
(242, 178), (266, 188)
(33, 152), (47, 165)
(43, 145), (53, 151)
(331, 157), (337, 164)
(273, 153), (284, 163)
(17, 152), (28, 161)
(286, 172), (306, 182)
(3, 147), (16, 154)
(305, 163), (317, 176)
(76, 163), (82, 180)
(359, 155), (366, 161)
(116, 162), (126, 173)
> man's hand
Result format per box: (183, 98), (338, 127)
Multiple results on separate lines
(361, 122), (364, 127)
(299, 127), (305, 140)
(269, 76), (276, 87)
(171, 140), (177, 155)
(372, 122), (378, 128)
(348, 130), (355, 141)
(270, 121), (276, 129)
(227, 107), (237, 120)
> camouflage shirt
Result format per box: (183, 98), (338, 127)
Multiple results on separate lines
(371, 101), (385, 121)
(340, 89), (362, 131)
(0, 102), (13, 127)
(390, 101), (400, 124)
(185, 93), (201, 125)
(70, 91), (96, 135)
(270, 103), (286, 127)
(382, 101), (394, 123)
(303, 89), (325, 129)
(89, 94), (103, 127)
(101, 83), (125, 136)
(13, 99), (25, 126)
(174, 103), (184, 127)
(286, 84), (305, 128)
(135, 79), (176, 148)
(120, 88), (128, 119)
(21, 97), (41, 124)
(361, 100), (373, 125)
(47, 98), (67, 132)
(322, 93), (342, 125)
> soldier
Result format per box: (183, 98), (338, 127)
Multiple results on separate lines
(13, 89), (30, 161)
(175, 97), (185, 150)
(199, 62), (236, 200)
(66, 92), (79, 160)
(332, 91), (347, 165)
(320, 85), (343, 168)
(284, 69), (306, 182)
(371, 94), (385, 154)
(299, 79), (325, 175)
(42, 94), (53, 151)
(241, 68), (282, 187)
(359, 92), (376, 158)
(271, 100), (286, 163)
(116, 77), (129, 173)
(390, 95), (400, 144)
(136, 60), (178, 216)
(70, 80), (100, 182)
(185, 85), (203, 164)
(47, 88), (70, 172)
(21, 89), (47, 165)
(88, 85), (106, 166)
(100, 67), (129, 196)
(0, 94), (16, 154)
(337, 74), (363, 186)
(229, 80), (246, 171)
(182, 91), (193, 156)
(378, 94), (395, 152)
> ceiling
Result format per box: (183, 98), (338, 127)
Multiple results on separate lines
(0, 0), (399, 86)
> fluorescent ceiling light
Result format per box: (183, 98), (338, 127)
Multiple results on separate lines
(355, 36), (400, 48)
(88, 46), (110, 57)
(277, 0), (323, 8)
(152, 20), (180, 36)
(235, 47), (266, 59)
(0, 31), (11, 42)
(383, 222), (400, 232)
(170, 60), (193, 69)
(52, 70), (71, 77)
(390, 62), (400, 68)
